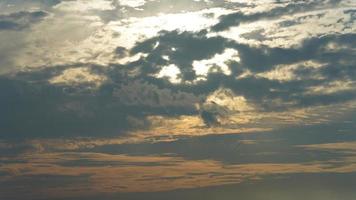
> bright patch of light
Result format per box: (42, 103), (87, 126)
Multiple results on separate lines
(119, 0), (147, 8)
(193, 48), (239, 79)
(156, 64), (181, 83)
(162, 55), (169, 60)
(110, 8), (231, 49)
(13, 7), (233, 69)
(54, 0), (114, 12)
(206, 88), (254, 112)
(117, 53), (149, 65)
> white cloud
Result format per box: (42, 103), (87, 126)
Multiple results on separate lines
(54, 0), (114, 12)
(193, 48), (239, 80)
(7, 7), (230, 71)
(156, 64), (182, 83)
(118, 0), (148, 8)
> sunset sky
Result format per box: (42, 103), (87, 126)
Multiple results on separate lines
(0, 0), (356, 199)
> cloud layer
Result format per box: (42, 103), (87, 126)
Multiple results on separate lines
(0, 0), (355, 199)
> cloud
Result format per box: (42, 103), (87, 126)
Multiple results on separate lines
(1, 29), (355, 137)
(211, 0), (342, 31)
(0, 0), (61, 14)
(111, 0), (228, 17)
(0, 0), (355, 136)
(0, 11), (47, 31)
(0, 2), (356, 200)
(2, 144), (356, 199)
(130, 30), (230, 81)
(0, 63), (202, 139)
(131, 29), (356, 112)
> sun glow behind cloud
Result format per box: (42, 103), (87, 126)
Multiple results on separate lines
(49, 67), (107, 88)
(193, 48), (239, 80)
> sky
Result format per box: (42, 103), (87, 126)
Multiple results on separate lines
(0, 0), (355, 199)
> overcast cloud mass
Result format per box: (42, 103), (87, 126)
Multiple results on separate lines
(0, 0), (356, 199)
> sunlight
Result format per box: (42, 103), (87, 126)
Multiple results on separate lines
(193, 48), (239, 80)
(156, 64), (182, 83)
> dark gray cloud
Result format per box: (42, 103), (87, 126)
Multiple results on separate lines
(86, 117), (356, 165)
(0, 0), (61, 14)
(130, 29), (356, 112)
(200, 109), (220, 127)
(0, 64), (200, 139)
(1, 31), (354, 137)
(79, 173), (356, 200)
(130, 30), (229, 81)
(0, 11), (47, 31)
(211, 0), (341, 31)
(0, 0), (355, 136)
(0, 174), (91, 200)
